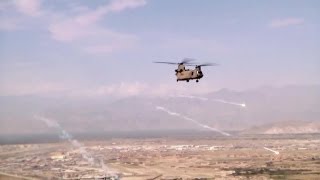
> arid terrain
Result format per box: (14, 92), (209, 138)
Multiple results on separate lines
(0, 134), (320, 180)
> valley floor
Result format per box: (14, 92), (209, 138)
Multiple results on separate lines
(0, 134), (320, 179)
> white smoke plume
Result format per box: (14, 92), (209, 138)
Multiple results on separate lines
(263, 147), (280, 155)
(37, 115), (60, 128)
(171, 94), (246, 108)
(34, 115), (95, 164)
(100, 159), (110, 174)
(156, 106), (231, 136)
(35, 115), (120, 178)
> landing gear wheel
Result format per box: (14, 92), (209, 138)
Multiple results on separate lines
(196, 79), (199, 83)
(177, 79), (179, 82)
(186, 80), (189, 82)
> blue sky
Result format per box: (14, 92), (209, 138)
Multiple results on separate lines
(0, 0), (319, 97)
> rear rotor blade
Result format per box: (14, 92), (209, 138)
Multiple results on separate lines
(188, 63), (219, 67)
(199, 63), (219, 66)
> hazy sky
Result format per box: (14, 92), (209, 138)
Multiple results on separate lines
(1, 0), (319, 97)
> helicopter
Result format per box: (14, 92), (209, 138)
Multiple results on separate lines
(154, 58), (218, 83)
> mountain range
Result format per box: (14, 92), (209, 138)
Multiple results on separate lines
(0, 85), (319, 135)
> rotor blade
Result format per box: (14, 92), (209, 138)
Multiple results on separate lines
(199, 63), (219, 66)
(188, 63), (219, 67)
(154, 59), (196, 65)
(181, 58), (196, 64)
(153, 61), (178, 65)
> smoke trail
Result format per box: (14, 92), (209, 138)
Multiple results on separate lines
(100, 159), (111, 174)
(35, 115), (120, 178)
(172, 94), (209, 101)
(35, 115), (95, 165)
(172, 94), (246, 108)
(213, 99), (246, 107)
(263, 147), (280, 155)
(156, 106), (231, 136)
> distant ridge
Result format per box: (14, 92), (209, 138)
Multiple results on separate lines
(242, 120), (320, 134)
(0, 84), (319, 134)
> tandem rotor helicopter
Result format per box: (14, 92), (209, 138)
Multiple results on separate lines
(154, 58), (218, 83)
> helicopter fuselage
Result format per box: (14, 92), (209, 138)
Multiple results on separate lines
(175, 65), (203, 82)
(153, 59), (216, 83)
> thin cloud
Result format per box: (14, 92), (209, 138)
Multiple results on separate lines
(13, 0), (42, 17)
(1, 0), (147, 54)
(73, 0), (146, 25)
(0, 0), (42, 30)
(48, 0), (146, 54)
(108, 0), (147, 12)
(269, 18), (304, 28)
(49, 0), (146, 42)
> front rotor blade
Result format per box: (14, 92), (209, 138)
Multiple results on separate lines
(153, 61), (178, 65)
(181, 58), (196, 64)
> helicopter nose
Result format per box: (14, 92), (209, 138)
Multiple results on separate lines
(198, 71), (203, 77)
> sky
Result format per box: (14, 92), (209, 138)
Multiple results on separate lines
(0, 0), (319, 98)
